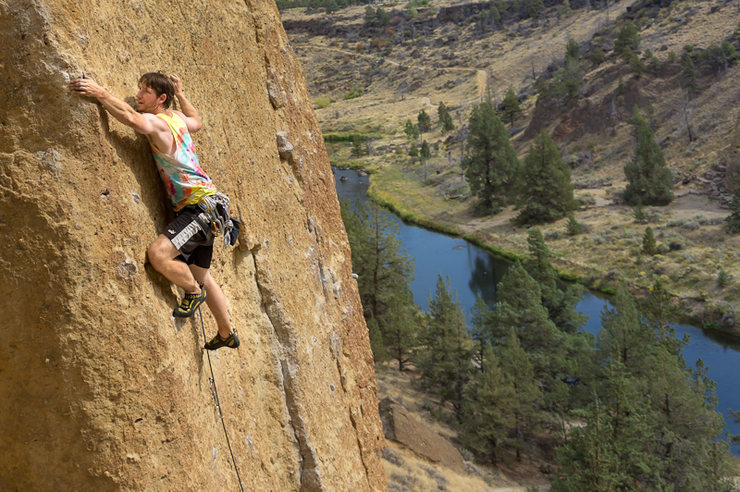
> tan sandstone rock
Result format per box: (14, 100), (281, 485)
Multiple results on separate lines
(0, 1), (385, 490)
(379, 398), (466, 474)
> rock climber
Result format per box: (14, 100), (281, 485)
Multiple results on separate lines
(70, 72), (239, 350)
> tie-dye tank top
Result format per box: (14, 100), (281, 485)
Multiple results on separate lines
(151, 112), (217, 211)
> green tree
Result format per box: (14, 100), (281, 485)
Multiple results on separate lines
(490, 262), (561, 382)
(502, 86), (522, 126)
(566, 212), (584, 235)
(416, 275), (473, 417)
(384, 287), (420, 371)
(437, 101), (455, 133)
(629, 51), (646, 77)
(558, 0), (572, 19)
(623, 108), (674, 205)
(642, 226), (657, 255)
(561, 56), (584, 103)
(615, 21), (640, 63)
(404, 119), (419, 141)
(417, 109), (432, 133)
(470, 295), (495, 364)
(566, 38), (580, 60)
(516, 131), (574, 224)
(726, 167), (740, 233)
(524, 228), (586, 332)
(458, 344), (516, 463)
(498, 329), (544, 461)
(420, 140), (431, 162)
(340, 198), (417, 367)
(556, 285), (734, 491)
(528, 0), (544, 18)
(461, 99), (521, 212)
(682, 54), (698, 98)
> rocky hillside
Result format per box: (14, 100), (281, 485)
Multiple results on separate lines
(0, 1), (386, 490)
(281, 0), (740, 325)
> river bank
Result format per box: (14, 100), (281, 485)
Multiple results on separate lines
(336, 163), (739, 338)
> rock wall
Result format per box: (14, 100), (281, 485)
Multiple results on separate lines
(0, 1), (385, 490)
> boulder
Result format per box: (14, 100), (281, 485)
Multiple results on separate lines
(379, 398), (465, 473)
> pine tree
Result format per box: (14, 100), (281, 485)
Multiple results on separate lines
(681, 53), (698, 99)
(516, 131), (574, 224)
(524, 228), (585, 333)
(502, 86), (521, 126)
(561, 56), (584, 104)
(416, 275), (473, 417)
(461, 99), (521, 212)
(642, 226), (657, 255)
(340, 198), (417, 366)
(470, 295), (494, 365)
(458, 344), (515, 463)
(404, 119), (419, 141)
(615, 21), (640, 63)
(596, 284), (651, 369)
(497, 329), (543, 461)
(491, 262), (562, 384)
(417, 109), (432, 133)
(420, 140), (431, 162)
(566, 212), (584, 235)
(437, 101), (455, 133)
(366, 316), (388, 362)
(384, 286), (419, 371)
(624, 108), (674, 206)
(558, 285), (736, 491)
(566, 38), (580, 59)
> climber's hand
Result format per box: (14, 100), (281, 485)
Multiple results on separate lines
(170, 74), (184, 95)
(70, 76), (106, 99)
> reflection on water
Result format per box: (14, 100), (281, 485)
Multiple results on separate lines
(334, 168), (740, 453)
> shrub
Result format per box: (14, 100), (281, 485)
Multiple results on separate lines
(344, 86), (365, 99)
(313, 95), (331, 109)
(566, 213), (585, 235)
(642, 227), (657, 255)
(717, 269), (730, 288)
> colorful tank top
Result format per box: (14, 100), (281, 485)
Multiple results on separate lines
(151, 112), (217, 211)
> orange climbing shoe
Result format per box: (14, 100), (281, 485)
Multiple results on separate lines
(205, 332), (240, 351)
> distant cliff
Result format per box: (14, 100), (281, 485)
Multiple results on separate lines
(0, 1), (385, 490)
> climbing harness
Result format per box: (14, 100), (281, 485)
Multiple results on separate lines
(198, 307), (245, 492)
(195, 192), (240, 247)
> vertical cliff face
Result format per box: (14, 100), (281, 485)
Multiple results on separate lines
(0, 1), (385, 490)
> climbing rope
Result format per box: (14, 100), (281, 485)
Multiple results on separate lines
(198, 308), (245, 492)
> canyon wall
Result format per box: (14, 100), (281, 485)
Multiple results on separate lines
(0, 0), (385, 490)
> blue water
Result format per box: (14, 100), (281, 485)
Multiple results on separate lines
(335, 168), (740, 453)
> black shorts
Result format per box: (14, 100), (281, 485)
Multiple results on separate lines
(163, 205), (214, 269)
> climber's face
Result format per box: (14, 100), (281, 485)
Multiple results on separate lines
(136, 84), (165, 113)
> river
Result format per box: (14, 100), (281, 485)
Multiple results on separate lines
(334, 168), (740, 454)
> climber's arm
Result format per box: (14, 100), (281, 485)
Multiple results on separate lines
(170, 74), (202, 133)
(69, 77), (163, 135)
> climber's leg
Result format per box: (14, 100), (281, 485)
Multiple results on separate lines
(148, 234), (201, 294)
(189, 266), (233, 339)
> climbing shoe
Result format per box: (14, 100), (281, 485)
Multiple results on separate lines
(173, 288), (207, 318)
(204, 332), (240, 351)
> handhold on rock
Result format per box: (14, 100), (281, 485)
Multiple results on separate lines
(276, 131), (295, 162)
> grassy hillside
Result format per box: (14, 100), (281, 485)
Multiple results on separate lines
(281, 0), (740, 329)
